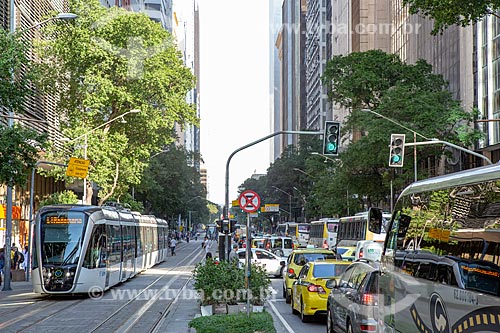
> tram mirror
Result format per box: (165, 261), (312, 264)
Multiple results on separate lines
(368, 207), (383, 234)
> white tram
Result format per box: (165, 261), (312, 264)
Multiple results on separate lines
(32, 204), (169, 294)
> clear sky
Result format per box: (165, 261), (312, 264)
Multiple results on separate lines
(198, 0), (271, 206)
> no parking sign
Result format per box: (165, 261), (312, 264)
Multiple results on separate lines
(238, 190), (261, 213)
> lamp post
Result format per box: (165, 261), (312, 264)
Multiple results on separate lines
(272, 186), (292, 221)
(65, 109), (141, 204)
(2, 8), (77, 291)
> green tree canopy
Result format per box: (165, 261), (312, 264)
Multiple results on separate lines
(135, 145), (209, 224)
(35, 0), (197, 203)
(321, 50), (481, 211)
(402, 0), (500, 34)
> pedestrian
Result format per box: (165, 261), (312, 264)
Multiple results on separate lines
(0, 248), (4, 285)
(228, 243), (239, 263)
(13, 246), (22, 270)
(21, 246), (28, 271)
(170, 238), (177, 256)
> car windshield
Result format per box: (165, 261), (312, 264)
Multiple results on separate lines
(313, 264), (348, 278)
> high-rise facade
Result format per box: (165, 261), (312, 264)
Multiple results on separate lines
(304, 0), (331, 131)
(276, 0), (307, 155)
(475, 14), (500, 163)
(269, 0), (282, 161)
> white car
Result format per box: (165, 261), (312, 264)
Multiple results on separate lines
(237, 248), (286, 277)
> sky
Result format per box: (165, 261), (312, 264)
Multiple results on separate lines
(198, 0), (271, 206)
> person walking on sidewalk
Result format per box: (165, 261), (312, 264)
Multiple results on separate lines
(170, 238), (177, 256)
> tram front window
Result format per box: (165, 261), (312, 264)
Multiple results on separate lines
(41, 211), (87, 266)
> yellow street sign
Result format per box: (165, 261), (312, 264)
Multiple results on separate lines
(66, 157), (90, 178)
(232, 200), (239, 207)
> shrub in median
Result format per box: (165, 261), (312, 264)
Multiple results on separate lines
(189, 312), (276, 333)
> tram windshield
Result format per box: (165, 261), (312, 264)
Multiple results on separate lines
(40, 211), (87, 266)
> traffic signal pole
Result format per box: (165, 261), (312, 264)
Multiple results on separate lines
(224, 131), (322, 221)
(404, 139), (492, 165)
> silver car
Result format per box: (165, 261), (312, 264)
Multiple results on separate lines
(237, 248), (286, 277)
(327, 259), (379, 333)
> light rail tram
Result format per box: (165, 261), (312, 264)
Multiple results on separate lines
(32, 204), (169, 294)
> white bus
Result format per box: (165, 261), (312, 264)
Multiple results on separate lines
(368, 163), (500, 333)
(286, 222), (310, 247)
(308, 218), (339, 249)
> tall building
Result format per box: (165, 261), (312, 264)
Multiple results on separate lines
(391, 0), (476, 171)
(475, 14), (500, 163)
(269, 0), (282, 161)
(0, 0), (68, 248)
(276, 0), (307, 155)
(304, 0), (332, 131)
(173, 0), (200, 171)
(100, 0), (173, 31)
(328, 0), (391, 145)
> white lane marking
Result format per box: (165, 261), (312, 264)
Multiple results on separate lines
(267, 299), (296, 333)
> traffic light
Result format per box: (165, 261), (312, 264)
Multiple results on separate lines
(323, 121), (340, 156)
(389, 134), (405, 167)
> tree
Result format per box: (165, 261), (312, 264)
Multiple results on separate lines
(135, 145), (209, 224)
(0, 28), (47, 188)
(35, 0), (197, 204)
(402, 0), (500, 34)
(321, 50), (481, 211)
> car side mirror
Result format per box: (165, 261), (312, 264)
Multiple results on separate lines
(288, 272), (296, 279)
(325, 279), (338, 289)
(280, 261), (285, 266)
(368, 207), (383, 234)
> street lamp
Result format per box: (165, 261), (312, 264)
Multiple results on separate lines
(2, 8), (77, 291)
(64, 109), (141, 204)
(272, 185), (292, 221)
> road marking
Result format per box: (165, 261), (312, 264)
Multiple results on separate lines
(267, 300), (296, 333)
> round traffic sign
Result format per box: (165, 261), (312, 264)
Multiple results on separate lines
(238, 190), (261, 213)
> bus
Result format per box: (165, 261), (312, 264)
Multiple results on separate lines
(286, 222), (310, 247)
(368, 163), (500, 333)
(337, 211), (389, 246)
(308, 218), (339, 249)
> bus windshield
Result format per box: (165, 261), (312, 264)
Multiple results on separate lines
(40, 211), (87, 266)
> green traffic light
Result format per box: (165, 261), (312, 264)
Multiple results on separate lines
(391, 155), (401, 163)
(327, 142), (337, 152)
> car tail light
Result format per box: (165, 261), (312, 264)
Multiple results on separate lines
(359, 249), (364, 258)
(360, 324), (376, 331)
(288, 268), (295, 274)
(242, 243), (246, 248)
(361, 293), (377, 306)
(322, 240), (329, 249)
(307, 284), (326, 294)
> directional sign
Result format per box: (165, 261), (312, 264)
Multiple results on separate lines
(238, 190), (261, 213)
(66, 157), (90, 178)
(264, 204), (279, 212)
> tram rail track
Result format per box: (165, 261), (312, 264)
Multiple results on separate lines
(0, 241), (206, 333)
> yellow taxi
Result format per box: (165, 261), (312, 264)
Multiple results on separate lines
(291, 259), (350, 322)
(282, 248), (338, 304)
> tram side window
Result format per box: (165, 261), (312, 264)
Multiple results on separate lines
(136, 225), (142, 257)
(106, 224), (122, 265)
(83, 225), (106, 269)
(152, 227), (158, 251)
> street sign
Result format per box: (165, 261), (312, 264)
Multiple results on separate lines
(238, 190), (261, 213)
(264, 203), (279, 212)
(66, 157), (90, 178)
(232, 200), (239, 207)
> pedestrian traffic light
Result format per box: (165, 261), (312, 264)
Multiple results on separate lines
(389, 134), (405, 167)
(323, 121), (340, 156)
